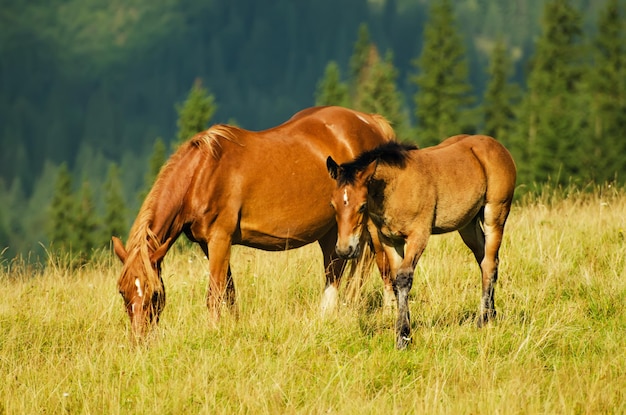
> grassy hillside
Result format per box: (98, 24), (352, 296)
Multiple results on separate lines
(1, 189), (625, 414)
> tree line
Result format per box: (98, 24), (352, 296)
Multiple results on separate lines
(1, 0), (625, 261)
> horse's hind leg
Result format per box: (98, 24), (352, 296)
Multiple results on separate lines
(458, 212), (493, 326)
(318, 228), (347, 316)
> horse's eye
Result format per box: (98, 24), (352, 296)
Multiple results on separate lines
(358, 203), (367, 213)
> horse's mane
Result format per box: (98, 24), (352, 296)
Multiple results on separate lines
(118, 124), (243, 295)
(336, 141), (417, 185)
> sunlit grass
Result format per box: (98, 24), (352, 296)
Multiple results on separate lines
(1, 188), (626, 413)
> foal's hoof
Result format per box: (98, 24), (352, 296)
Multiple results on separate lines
(396, 335), (412, 350)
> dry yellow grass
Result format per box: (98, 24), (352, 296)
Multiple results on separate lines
(1, 188), (625, 414)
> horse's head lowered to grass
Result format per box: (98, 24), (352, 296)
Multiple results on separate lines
(112, 231), (171, 340)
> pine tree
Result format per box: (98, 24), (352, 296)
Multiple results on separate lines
(353, 48), (409, 140)
(516, 0), (587, 184)
(75, 180), (100, 257)
(314, 61), (350, 107)
(175, 78), (217, 148)
(483, 39), (520, 146)
(411, 0), (475, 146)
(588, 0), (626, 182)
(139, 137), (167, 203)
(349, 23), (372, 95)
(103, 163), (128, 241)
(48, 163), (76, 251)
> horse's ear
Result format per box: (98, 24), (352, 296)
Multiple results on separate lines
(150, 237), (172, 264)
(357, 160), (378, 183)
(326, 156), (340, 180)
(112, 236), (128, 263)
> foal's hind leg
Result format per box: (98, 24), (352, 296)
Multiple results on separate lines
(459, 204), (508, 327)
(458, 213), (494, 326)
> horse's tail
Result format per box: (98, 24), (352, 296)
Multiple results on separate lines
(370, 113), (396, 143)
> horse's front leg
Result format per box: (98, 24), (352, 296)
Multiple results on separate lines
(392, 233), (429, 350)
(202, 234), (237, 324)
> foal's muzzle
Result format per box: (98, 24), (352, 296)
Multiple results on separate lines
(335, 242), (360, 259)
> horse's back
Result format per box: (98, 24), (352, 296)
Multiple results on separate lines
(190, 106), (395, 249)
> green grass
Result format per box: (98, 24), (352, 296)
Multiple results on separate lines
(2, 190), (626, 414)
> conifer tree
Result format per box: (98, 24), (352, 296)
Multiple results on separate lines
(139, 137), (167, 203)
(175, 78), (217, 148)
(411, 0), (474, 146)
(49, 163), (76, 251)
(103, 163), (128, 241)
(588, 0), (626, 182)
(515, 0), (587, 184)
(314, 61), (350, 107)
(483, 40), (520, 146)
(353, 48), (409, 140)
(349, 23), (372, 95)
(75, 180), (99, 257)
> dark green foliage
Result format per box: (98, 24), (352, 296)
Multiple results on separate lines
(587, 0), (626, 182)
(411, 0), (475, 146)
(315, 61), (350, 107)
(352, 49), (409, 140)
(75, 181), (100, 257)
(3, 0), (626, 260)
(349, 23), (373, 94)
(483, 40), (520, 146)
(139, 138), (167, 203)
(515, 0), (588, 184)
(103, 163), (128, 241)
(48, 164), (77, 252)
(175, 79), (217, 148)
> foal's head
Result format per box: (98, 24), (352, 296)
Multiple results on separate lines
(326, 142), (416, 259)
(326, 157), (377, 259)
(112, 236), (169, 339)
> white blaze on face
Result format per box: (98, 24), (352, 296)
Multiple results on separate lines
(343, 188), (349, 206)
(135, 278), (143, 298)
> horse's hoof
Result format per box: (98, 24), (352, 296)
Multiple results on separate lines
(477, 309), (496, 328)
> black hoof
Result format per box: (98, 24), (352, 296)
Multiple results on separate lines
(396, 335), (411, 350)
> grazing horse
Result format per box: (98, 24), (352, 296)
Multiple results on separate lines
(326, 135), (516, 349)
(112, 106), (395, 339)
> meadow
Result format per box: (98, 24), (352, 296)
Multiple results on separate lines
(1, 187), (625, 414)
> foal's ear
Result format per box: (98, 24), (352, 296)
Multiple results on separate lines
(112, 236), (128, 263)
(326, 156), (340, 181)
(357, 160), (378, 183)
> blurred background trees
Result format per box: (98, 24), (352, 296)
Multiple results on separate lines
(1, 0), (625, 260)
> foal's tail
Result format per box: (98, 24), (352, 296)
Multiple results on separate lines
(370, 114), (397, 143)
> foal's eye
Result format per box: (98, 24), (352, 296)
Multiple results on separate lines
(358, 203), (367, 213)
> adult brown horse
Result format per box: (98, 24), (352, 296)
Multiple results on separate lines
(112, 106), (395, 339)
(326, 135), (516, 349)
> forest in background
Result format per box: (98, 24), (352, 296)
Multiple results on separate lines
(0, 0), (625, 260)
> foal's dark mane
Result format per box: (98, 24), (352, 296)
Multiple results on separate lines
(337, 141), (417, 185)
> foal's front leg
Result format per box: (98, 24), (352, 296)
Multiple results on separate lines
(392, 233), (429, 350)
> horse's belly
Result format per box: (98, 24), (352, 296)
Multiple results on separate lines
(237, 215), (332, 251)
